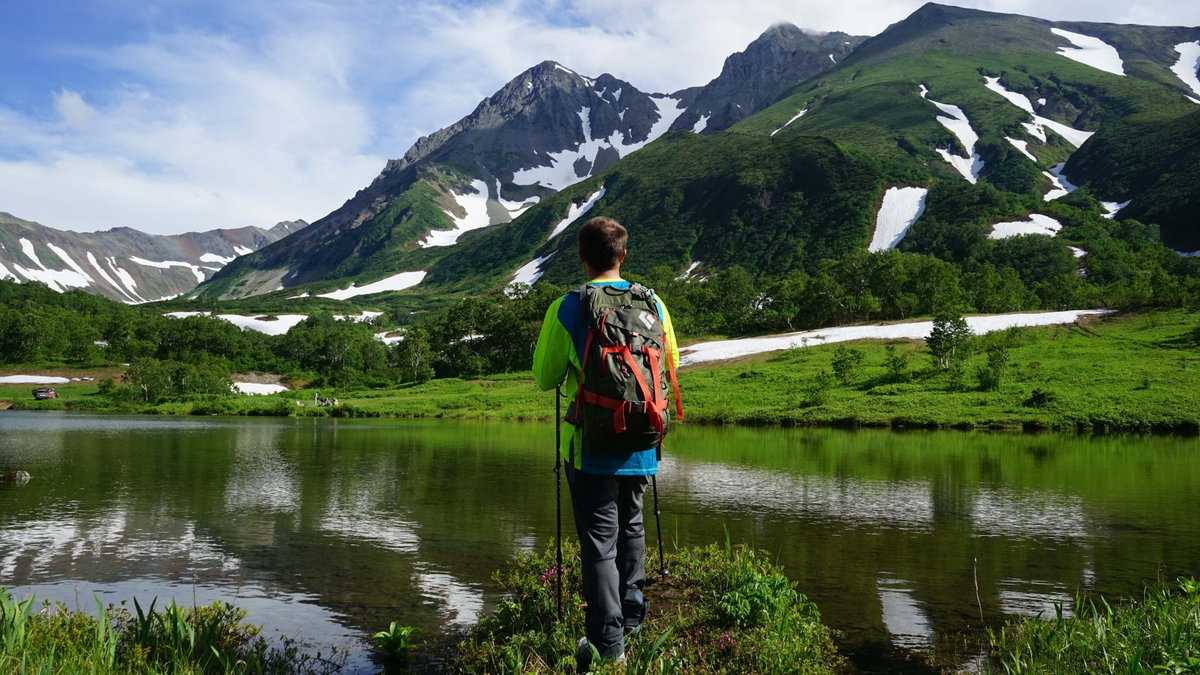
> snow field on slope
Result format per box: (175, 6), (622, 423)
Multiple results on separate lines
(495, 179), (539, 220)
(983, 77), (1094, 149)
(130, 256), (205, 284)
(1101, 201), (1131, 219)
(316, 271), (428, 300)
(0, 375), (72, 384)
(547, 188), (606, 241)
(989, 214), (1063, 239)
(1044, 163), (1078, 201)
(678, 310), (1113, 366)
(693, 115), (710, 134)
(166, 312), (308, 336)
(676, 261), (702, 280)
(919, 86), (984, 183)
(232, 382), (290, 395)
(1007, 138), (1037, 162)
(869, 187), (929, 252)
(200, 253), (235, 265)
(1050, 28), (1126, 77)
(424, 180), (491, 247)
(10, 238), (92, 292)
(770, 107), (808, 137)
(510, 252), (556, 288)
(1172, 42), (1200, 99)
(510, 95), (686, 191)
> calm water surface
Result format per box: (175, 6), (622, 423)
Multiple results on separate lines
(1, 412), (1198, 672)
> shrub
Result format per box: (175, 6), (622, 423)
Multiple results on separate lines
(1024, 388), (1057, 407)
(927, 314), (974, 371)
(883, 344), (911, 382)
(976, 346), (1010, 391)
(830, 345), (865, 385)
(801, 370), (836, 407)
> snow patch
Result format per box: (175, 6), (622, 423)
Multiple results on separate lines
(200, 253), (235, 265)
(547, 187), (606, 241)
(495, 179), (539, 220)
(316, 271), (427, 300)
(1043, 163), (1078, 201)
(233, 382), (289, 395)
(47, 244), (94, 283)
(1101, 200), (1131, 219)
(86, 252), (132, 301)
(693, 115), (710, 134)
(679, 310), (1113, 366)
(511, 95), (685, 191)
(920, 86), (983, 183)
(510, 252), (555, 287)
(869, 187), (929, 252)
(234, 246), (254, 256)
(0, 375), (72, 384)
(770, 107), (808, 137)
(984, 77), (1094, 148)
(676, 261), (702, 280)
(11, 238), (92, 292)
(1172, 42), (1200, 98)
(108, 258), (145, 302)
(613, 88), (622, 102)
(424, 180), (492, 247)
(19, 238), (43, 268)
(1051, 28), (1126, 76)
(989, 214), (1063, 240)
(828, 54), (836, 64)
(1006, 137), (1037, 162)
(1068, 246), (1087, 259)
(165, 312), (308, 336)
(0, 261), (13, 281)
(130, 256), (205, 284)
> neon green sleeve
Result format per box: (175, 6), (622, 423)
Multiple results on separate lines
(658, 298), (680, 369)
(532, 297), (571, 391)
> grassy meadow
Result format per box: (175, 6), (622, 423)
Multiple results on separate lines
(3, 309), (1198, 432)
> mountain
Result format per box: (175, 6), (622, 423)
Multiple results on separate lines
(196, 27), (857, 301)
(670, 24), (867, 135)
(189, 4), (1200, 305)
(0, 213), (308, 303)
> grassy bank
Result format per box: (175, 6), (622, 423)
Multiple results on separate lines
(454, 542), (843, 674)
(987, 578), (1200, 674)
(3, 310), (1199, 432)
(0, 591), (344, 674)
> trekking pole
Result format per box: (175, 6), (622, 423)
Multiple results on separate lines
(652, 448), (668, 579)
(554, 384), (564, 621)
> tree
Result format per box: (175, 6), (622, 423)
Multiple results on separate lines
(927, 314), (973, 371)
(831, 345), (865, 385)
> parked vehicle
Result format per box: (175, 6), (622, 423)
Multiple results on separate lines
(32, 388), (59, 400)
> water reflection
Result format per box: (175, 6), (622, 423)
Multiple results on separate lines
(1, 414), (1198, 674)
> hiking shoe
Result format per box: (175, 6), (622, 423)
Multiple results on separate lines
(624, 624), (641, 636)
(575, 637), (593, 673)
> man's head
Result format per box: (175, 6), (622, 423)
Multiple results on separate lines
(577, 216), (627, 278)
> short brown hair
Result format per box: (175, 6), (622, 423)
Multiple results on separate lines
(577, 217), (627, 270)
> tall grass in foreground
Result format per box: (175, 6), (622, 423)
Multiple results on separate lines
(988, 578), (1200, 674)
(0, 589), (345, 674)
(453, 541), (843, 674)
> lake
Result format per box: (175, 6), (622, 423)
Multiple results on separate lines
(1, 411), (1197, 673)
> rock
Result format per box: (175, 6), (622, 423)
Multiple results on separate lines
(1, 471), (30, 485)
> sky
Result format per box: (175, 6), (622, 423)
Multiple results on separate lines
(1, 0), (1198, 236)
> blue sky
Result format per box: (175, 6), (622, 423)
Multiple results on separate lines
(2, 0), (1198, 235)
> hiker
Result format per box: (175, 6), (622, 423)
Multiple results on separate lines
(532, 217), (682, 668)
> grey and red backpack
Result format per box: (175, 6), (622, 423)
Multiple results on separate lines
(567, 283), (683, 454)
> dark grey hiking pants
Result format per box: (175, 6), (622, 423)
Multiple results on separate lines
(566, 464), (649, 659)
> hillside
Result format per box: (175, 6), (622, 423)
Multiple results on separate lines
(194, 24), (857, 301)
(0, 213), (306, 303)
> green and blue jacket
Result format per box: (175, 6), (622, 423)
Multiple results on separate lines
(532, 279), (679, 475)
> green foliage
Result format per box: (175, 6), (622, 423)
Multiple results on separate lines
(453, 542), (842, 674)
(371, 622), (418, 661)
(830, 345), (865, 385)
(801, 370), (836, 407)
(976, 345), (1010, 391)
(927, 314), (974, 371)
(883, 344), (911, 382)
(988, 578), (1200, 674)
(0, 588), (343, 674)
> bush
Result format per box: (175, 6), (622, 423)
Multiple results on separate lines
(976, 345), (1010, 392)
(1024, 388), (1057, 407)
(801, 370), (836, 407)
(927, 314), (974, 371)
(830, 346), (865, 385)
(883, 344), (911, 382)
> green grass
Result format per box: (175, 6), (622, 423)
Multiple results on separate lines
(987, 578), (1200, 674)
(4, 310), (1198, 432)
(453, 541), (843, 674)
(0, 590), (345, 674)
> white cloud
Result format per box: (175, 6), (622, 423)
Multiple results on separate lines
(2, 0), (1198, 236)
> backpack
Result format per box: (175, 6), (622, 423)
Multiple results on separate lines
(567, 283), (683, 454)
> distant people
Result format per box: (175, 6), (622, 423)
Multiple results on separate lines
(332, 398), (339, 406)
(314, 391), (320, 404)
(532, 217), (681, 668)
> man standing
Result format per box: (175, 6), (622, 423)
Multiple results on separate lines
(532, 216), (681, 668)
